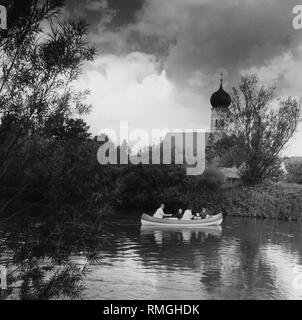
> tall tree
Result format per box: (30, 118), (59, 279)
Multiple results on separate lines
(225, 75), (301, 184)
(0, 1), (95, 169)
(0, 0), (95, 211)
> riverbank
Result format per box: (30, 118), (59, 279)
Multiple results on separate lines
(167, 174), (302, 222)
(1, 178), (302, 226)
(105, 180), (302, 223)
(218, 182), (302, 221)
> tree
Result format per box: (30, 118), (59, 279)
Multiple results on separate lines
(206, 133), (246, 168)
(0, 0), (96, 215)
(0, 0), (95, 172)
(44, 114), (91, 142)
(225, 75), (301, 185)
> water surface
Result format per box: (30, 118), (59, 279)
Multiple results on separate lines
(83, 216), (302, 300)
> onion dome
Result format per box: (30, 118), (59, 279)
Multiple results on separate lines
(210, 78), (231, 109)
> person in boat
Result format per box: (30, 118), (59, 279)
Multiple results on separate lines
(153, 204), (172, 219)
(201, 207), (212, 219)
(194, 212), (202, 220)
(182, 208), (193, 220)
(205, 213), (212, 219)
(176, 209), (183, 220)
(201, 207), (208, 219)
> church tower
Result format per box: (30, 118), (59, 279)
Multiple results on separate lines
(210, 74), (231, 141)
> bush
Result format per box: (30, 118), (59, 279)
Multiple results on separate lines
(196, 166), (225, 191)
(112, 164), (189, 210)
(223, 182), (302, 220)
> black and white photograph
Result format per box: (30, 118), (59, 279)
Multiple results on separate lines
(1, 0), (302, 306)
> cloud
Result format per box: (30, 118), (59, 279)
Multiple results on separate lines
(79, 52), (210, 140)
(131, 0), (302, 89)
(65, 0), (302, 155)
(65, 0), (144, 28)
(66, 0), (302, 89)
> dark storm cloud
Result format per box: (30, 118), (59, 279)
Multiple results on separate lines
(63, 0), (147, 54)
(63, 0), (302, 90)
(64, 0), (144, 28)
(162, 0), (302, 89)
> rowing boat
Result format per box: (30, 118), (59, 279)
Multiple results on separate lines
(141, 213), (223, 227)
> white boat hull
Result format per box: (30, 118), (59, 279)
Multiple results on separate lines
(141, 213), (223, 227)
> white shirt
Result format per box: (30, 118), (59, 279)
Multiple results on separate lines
(182, 210), (193, 220)
(153, 208), (165, 219)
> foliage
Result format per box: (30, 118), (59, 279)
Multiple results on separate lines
(0, 0), (97, 217)
(223, 182), (302, 220)
(206, 134), (246, 168)
(0, 206), (109, 300)
(196, 166), (225, 191)
(221, 75), (301, 185)
(111, 164), (189, 211)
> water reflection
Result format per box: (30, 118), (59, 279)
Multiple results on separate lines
(141, 226), (222, 245)
(84, 217), (302, 300)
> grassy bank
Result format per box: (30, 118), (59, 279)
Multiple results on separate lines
(221, 182), (302, 221)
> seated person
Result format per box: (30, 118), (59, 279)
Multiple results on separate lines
(201, 207), (207, 219)
(176, 209), (183, 220)
(201, 208), (212, 219)
(153, 204), (172, 219)
(182, 208), (193, 220)
(194, 212), (202, 220)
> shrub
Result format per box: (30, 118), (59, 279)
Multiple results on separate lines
(197, 166), (225, 191)
(223, 182), (302, 220)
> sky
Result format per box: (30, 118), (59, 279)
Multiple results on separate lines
(64, 0), (302, 156)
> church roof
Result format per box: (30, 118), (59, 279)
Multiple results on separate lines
(210, 80), (232, 109)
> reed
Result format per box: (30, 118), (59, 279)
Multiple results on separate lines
(223, 182), (302, 221)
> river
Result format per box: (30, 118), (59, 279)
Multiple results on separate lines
(83, 216), (302, 300)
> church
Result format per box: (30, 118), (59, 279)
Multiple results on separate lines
(208, 76), (241, 183)
(162, 75), (241, 181)
(209, 76), (232, 141)
(164, 75), (241, 180)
